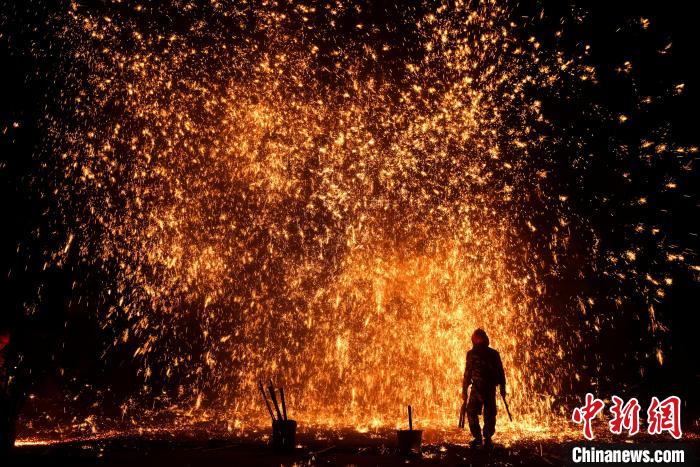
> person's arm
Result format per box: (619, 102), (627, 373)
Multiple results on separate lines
(496, 351), (506, 397)
(462, 351), (471, 400)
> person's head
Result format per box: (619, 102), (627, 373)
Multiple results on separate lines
(471, 328), (489, 348)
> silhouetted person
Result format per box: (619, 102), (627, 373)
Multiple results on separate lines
(462, 328), (506, 448)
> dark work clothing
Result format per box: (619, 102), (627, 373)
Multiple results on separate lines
(467, 385), (497, 439)
(462, 344), (505, 440)
(463, 345), (506, 394)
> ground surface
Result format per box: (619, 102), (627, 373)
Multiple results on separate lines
(7, 428), (699, 466)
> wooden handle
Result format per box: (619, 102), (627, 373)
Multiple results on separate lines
(408, 405), (413, 431)
(268, 381), (284, 422)
(258, 380), (275, 421)
(280, 387), (288, 420)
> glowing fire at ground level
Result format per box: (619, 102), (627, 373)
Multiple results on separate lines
(16, 421), (576, 447)
(16, 413), (697, 446)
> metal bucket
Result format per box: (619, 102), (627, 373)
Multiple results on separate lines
(271, 419), (297, 451)
(396, 429), (422, 456)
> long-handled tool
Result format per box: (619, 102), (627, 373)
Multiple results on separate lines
(268, 380), (284, 422)
(458, 401), (467, 428)
(279, 387), (288, 421)
(258, 380), (275, 422)
(501, 393), (513, 422)
(459, 386), (469, 428)
(408, 405), (413, 431)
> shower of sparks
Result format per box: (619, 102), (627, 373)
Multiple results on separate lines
(3, 0), (696, 437)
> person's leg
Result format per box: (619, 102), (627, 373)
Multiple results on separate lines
(466, 389), (483, 442)
(483, 388), (498, 444)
